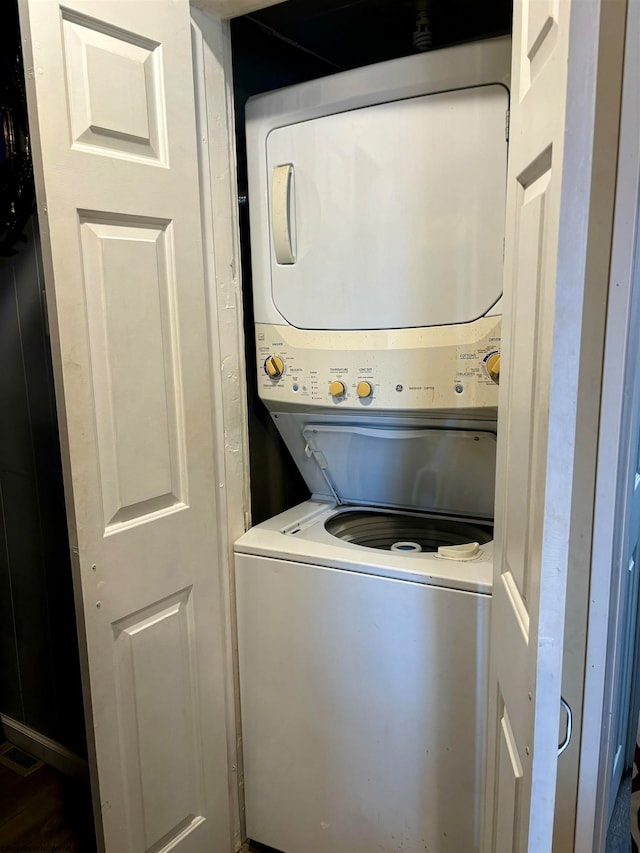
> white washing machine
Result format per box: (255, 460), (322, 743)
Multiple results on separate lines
(236, 36), (510, 853)
(235, 417), (495, 853)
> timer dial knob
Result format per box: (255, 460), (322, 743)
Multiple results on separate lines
(486, 352), (501, 384)
(357, 381), (373, 399)
(329, 380), (346, 397)
(265, 355), (284, 378)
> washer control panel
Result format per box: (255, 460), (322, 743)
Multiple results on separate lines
(256, 319), (501, 412)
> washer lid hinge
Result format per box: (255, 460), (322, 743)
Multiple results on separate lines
(304, 437), (341, 505)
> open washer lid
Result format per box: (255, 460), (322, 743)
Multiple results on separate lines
(302, 424), (496, 518)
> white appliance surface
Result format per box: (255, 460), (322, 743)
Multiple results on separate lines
(236, 499), (493, 593)
(235, 516), (490, 853)
(256, 317), (502, 414)
(247, 37), (510, 417)
(298, 422), (496, 518)
(246, 35), (510, 331)
(265, 84), (507, 331)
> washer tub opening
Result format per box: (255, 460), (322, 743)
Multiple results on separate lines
(325, 509), (493, 553)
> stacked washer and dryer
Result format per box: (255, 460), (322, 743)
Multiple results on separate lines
(234, 36), (510, 853)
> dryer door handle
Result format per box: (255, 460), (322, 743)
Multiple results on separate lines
(271, 164), (296, 265)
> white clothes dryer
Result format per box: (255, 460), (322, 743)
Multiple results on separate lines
(246, 36), (511, 420)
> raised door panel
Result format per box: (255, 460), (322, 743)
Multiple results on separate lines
(113, 589), (205, 851)
(502, 159), (553, 613)
(79, 215), (186, 528)
(493, 706), (524, 851)
(519, 0), (560, 98)
(61, 11), (167, 163)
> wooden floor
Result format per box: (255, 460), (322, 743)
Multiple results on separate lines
(0, 759), (96, 851)
(0, 754), (284, 853)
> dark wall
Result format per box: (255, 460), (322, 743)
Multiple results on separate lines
(231, 20), (333, 524)
(0, 0), (85, 759)
(0, 217), (86, 758)
(236, 0), (512, 75)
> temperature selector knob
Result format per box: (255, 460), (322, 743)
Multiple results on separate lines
(329, 380), (346, 398)
(264, 355), (284, 379)
(486, 352), (501, 384)
(357, 381), (373, 399)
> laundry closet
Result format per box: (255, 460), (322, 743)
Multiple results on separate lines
(11, 0), (637, 852)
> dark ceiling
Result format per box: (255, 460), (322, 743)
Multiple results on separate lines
(236, 0), (513, 72)
(231, 0), (513, 181)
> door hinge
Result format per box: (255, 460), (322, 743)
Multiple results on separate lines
(304, 435), (340, 504)
(505, 109), (510, 142)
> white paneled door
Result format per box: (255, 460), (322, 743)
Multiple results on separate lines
(18, 1), (233, 850)
(483, 0), (625, 850)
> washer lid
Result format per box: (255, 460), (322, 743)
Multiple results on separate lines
(302, 424), (496, 518)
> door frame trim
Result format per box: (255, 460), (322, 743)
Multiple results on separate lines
(190, 8), (250, 850)
(575, 0), (640, 847)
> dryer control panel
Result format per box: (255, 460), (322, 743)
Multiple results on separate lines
(255, 318), (501, 413)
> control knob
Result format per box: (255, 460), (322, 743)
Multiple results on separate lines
(329, 380), (346, 397)
(486, 352), (500, 384)
(357, 381), (373, 399)
(264, 355), (284, 379)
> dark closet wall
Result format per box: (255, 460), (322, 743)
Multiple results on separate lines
(0, 0), (85, 760)
(231, 18), (332, 525)
(0, 221), (86, 751)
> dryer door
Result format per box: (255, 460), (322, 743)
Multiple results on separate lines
(266, 84), (508, 331)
